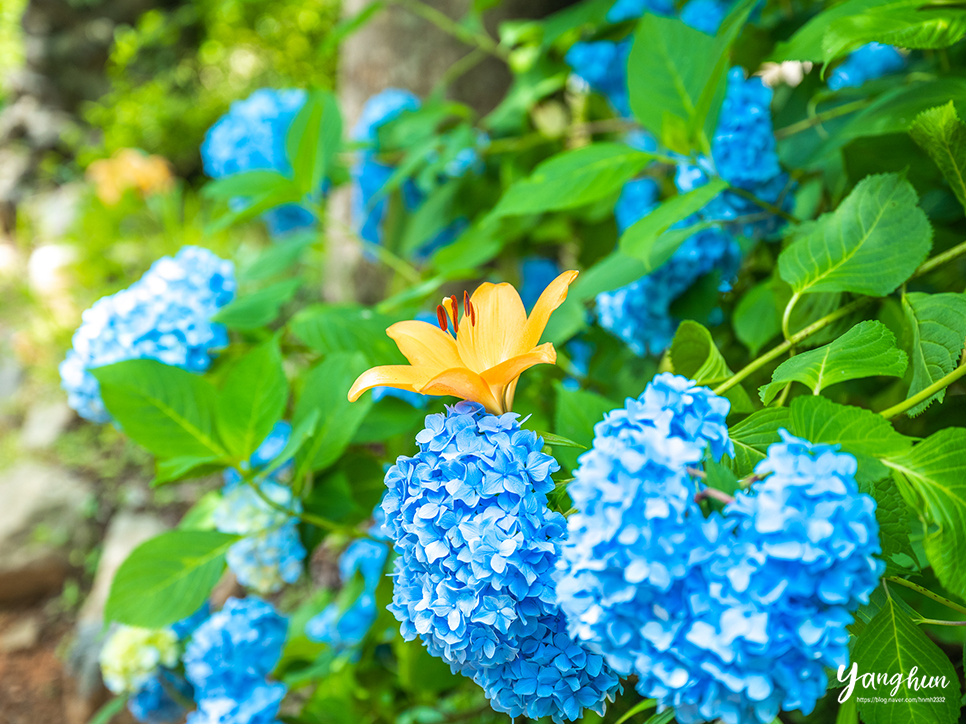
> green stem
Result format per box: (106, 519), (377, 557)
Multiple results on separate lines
(358, 238), (423, 285)
(878, 362), (966, 419)
(390, 0), (508, 60)
(885, 576), (966, 617)
(781, 291), (800, 342)
(728, 186), (801, 225)
(243, 478), (370, 539)
(913, 238), (966, 278)
(773, 98), (873, 140)
(713, 297), (872, 395)
(918, 618), (966, 627)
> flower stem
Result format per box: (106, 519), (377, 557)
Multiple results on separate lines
(913, 238), (966, 277)
(878, 362), (966, 419)
(695, 487), (734, 505)
(917, 617), (966, 627)
(713, 297), (872, 395)
(773, 98), (872, 140)
(389, 0), (508, 60)
(885, 576), (966, 617)
(727, 186), (801, 225)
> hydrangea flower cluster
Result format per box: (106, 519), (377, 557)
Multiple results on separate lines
(100, 625), (179, 695)
(306, 512), (390, 653)
(201, 88), (317, 237)
(607, 0), (674, 22)
(828, 42), (906, 90)
(520, 257), (562, 311)
(60, 246), (235, 423)
(680, 0), (731, 34)
(565, 41), (632, 117)
(556, 375), (883, 724)
(677, 68), (792, 240)
(127, 670), (194, 724)
(598, 180), (741, 355)
(352, 89), (477, 257)
(214, 422), (306, 594)
(382, 401), (621, 721)
(183, 597), (289, 724)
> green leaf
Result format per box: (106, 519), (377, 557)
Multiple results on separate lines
(669, 320), (753, 413)
(202, 169), (294, 200)
(910, 101), (966, 214)
(206, 183), (304, 234)
(92, 360), (227, 460)
(760, 320), (908, 403)
(824, 5), (966, 63)
(105, 530), (236, 628)
(788, 395), (913, 458)
(733, 278), (781, 355)
(213, 278), (302, 330)
(294, 353), (373, 474)
(537, 431), (588, 450)
(778, 174), (932, 297)
(902, 291), (966, 415)
(554, 382), (615, 471)
(399, 180), (460, 258)
(885, 428), (966, 599)
(808, 79), (966, 163)
(628, 14), (720, 152)
(431, 223), (502, 274)
(87, 695), (129, 724)
(867, 474), (919, 575)
(154, 455), (223, 486)
(217, 340), (288, 459)
(267, 409), (319, 486)
(619, 179), (728, 270)
(613, 700), (657, 724)
(851, 591), (960, 724)
(726, 407), (790, 477)
(286, 90), (342, 195)
(289, 305), (403, 365)
(238, 231), (316, 282)
(490, 144), (653, 217)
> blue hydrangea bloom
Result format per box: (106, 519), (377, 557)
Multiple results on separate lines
(172, 603), (211, 640)
(676, 68), (792, 241)
(60, 246), (235, 423)
(305, 530), (390, 651)
(680, 0), (730, 34)
(184, 597), (288, 699)
(597, 227), (740, 355)
(557, 385), (882, 724)
(202, 88), (318, 237)
(382, 401), (565, 670)
(372, 386), (430, 408)
(186, 682), (287, 724)
(520, 257), (562, 311)
(565, 41), (632, 117)
(128, 671), (193, 724)
(828, 43), (905, 90)
(215, 422), (305, 594)
(614, 178), (660, 233)
(472, 610), (621, 723)
(384, 402), (621, 722)
(607, 0), (675, 21)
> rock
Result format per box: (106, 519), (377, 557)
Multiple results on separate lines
(20, 399), (73, 450)
(0, 462), (93, 603)
(0, 615), (42, 653)
(21, 183), (82, 241)
(65, 511), (168, 724)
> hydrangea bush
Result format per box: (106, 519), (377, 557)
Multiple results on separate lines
(79, 0), (966, 722)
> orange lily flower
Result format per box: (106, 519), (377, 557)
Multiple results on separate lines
(348, 270), (579, 414)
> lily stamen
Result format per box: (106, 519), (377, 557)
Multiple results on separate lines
(436, 305), (449, 333)
(449, 295), (460, 333)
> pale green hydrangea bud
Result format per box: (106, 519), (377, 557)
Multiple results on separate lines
(99, 625), (178, 694)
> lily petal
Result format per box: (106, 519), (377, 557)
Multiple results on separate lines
(420, 367), (504, 414)
(457, 282), (528, 373)
(480, 343), (557, 387)
(517, 270), (579, 356)
(348, 365), (438, 401)
(387, 320), (462, 369)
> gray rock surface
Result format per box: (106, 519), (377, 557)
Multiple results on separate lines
(20, 399), (73, 450)
(0, 461), (93, 603)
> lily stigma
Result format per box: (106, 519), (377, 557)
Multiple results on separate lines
(348, 270), (579, 413)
